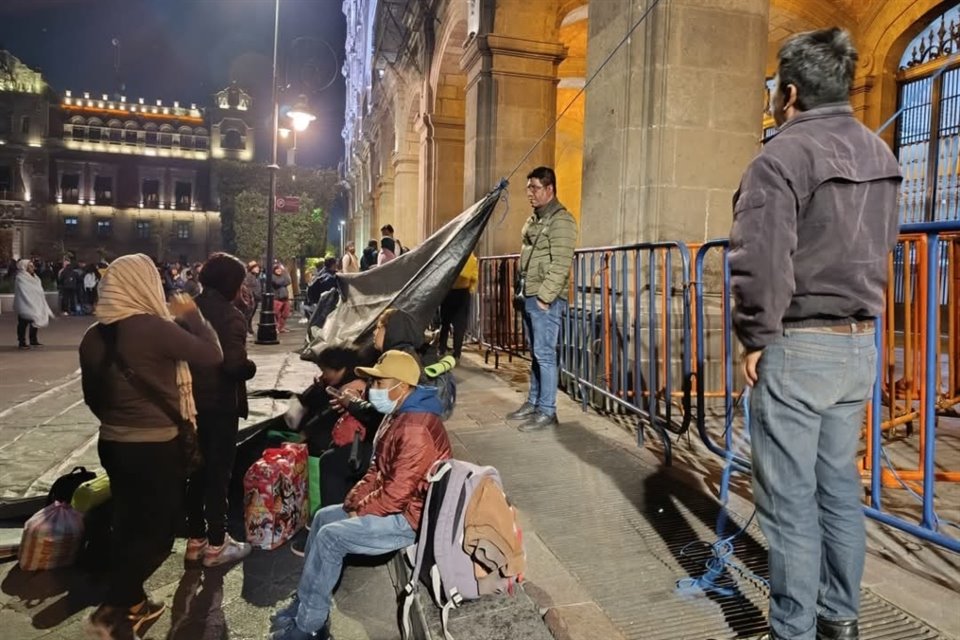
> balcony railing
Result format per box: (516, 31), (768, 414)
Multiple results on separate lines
(62, 124), (210, 155)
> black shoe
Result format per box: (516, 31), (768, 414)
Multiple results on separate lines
(506, 402), (537, 421)
(29, 342), (42, 347)
(817, 618), (858, 640)
(518, 411), (558, 432)
(18, 344), (29, 351)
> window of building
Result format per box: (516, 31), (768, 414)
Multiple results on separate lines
(20, 116), (30, 135)
(896, 4), (960, 223)
(142, 179), (160, 207)
(0, 113), (10, 136)
(64, 216), (79, 234)
(61, 173), (80, 204)
(125, 128), (138, 144)
(195, 135), (209, 151)
(87, 126), (101, 142)
(174, 181), (192, 210)
(97, 219), (112, 237)
(176, 221), (191, 240)
(179, 134), (194, 150)
(72, 125), (85, 141)
(136, 220), (151, 239)
(0, 165), (11, 196)
(159, 132), (173, 148)
(93, 175), (113, 204)
(223, 129), (243, 150)
(109, 127), (122, 144)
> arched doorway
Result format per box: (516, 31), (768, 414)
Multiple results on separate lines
(894, 4), (960, 224)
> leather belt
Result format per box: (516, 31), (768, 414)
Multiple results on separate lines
(792, 320), (875, 334)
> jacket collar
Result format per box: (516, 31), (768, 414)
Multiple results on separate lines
(777, 102), (854, 133)
(533, 198), (563, 220)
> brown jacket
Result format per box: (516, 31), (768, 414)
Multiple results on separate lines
(79, 312), (222, 442)
(464, 476), (525, 581)
(343, 386), (451, 531)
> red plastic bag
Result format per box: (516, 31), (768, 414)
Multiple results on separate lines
(243, 443), (308, 550)
(18, 502), (84, 571)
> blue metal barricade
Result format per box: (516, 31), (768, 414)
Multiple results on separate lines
(559, 242), (693, 466)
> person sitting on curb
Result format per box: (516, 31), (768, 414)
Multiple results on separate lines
(269, 350), (452, 640)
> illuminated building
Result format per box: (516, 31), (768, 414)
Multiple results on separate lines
(0, 50), (256, 263)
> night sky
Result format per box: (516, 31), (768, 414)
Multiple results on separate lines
(0, 0), (348, 170)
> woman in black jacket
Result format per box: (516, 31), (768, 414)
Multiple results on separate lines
(185, 253), (258, 567)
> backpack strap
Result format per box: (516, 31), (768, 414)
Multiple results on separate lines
(401, 459), (451, 640)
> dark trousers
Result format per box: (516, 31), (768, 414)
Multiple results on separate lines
(319, 442), (372, 507)
(246, 300), (259, 332)
(98, 438), (184, 607)
(439, 288), (471, 359)
(60, 288), (76, 314)
(185, 413), (240, 546)
(16, 316), (38, 346)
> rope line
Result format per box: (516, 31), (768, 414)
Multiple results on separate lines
(676, 387), (769, 596)
(504, 0), (665, 182)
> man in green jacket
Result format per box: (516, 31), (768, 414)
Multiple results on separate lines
(506, 166), (577, 431)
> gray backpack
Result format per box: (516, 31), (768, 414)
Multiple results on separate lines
(401, 459), (524, 640)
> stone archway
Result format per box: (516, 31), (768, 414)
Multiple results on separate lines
(419, 15), (468, 239)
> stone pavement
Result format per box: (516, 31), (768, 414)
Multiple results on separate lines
(1, 320), (958, 639)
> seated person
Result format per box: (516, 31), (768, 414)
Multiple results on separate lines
(373, 308), (440, 378)
(270, 350), (452, 640)
(297, 346), (379, 456)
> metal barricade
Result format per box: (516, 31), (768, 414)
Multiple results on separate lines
(476, 254), (526, 367)
(691, 241), (750, 472)
(690, 230), (959, 552)
(559, 243), (693, 466)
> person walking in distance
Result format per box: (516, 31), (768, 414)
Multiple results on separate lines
(272, 262), (293, 333)
(13, 259), (55, 349)
(729, 28), (901, 640)
(505, 166), (577, 432)
(243, 261), (262, 334)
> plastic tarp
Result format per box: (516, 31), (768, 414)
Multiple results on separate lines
(301, 181), (506, 361)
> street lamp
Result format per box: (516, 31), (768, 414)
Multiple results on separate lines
(256, 0), (317, 344)
(338, 219), (346, 257)
(255, 0), (283, 345)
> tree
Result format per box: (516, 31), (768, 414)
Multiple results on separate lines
(214, 160), (340, 259)
(232, 189), (322, 262)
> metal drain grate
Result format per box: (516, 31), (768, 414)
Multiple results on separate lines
(455, 420), (949, 640)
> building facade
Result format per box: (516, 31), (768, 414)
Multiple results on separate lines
(340, 0), (958, 254)
(0, 51), (256, 264)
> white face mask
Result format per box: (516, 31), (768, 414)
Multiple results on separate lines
(368, 383), (401, 414)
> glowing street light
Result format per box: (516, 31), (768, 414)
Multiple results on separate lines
(288, 95), (316, 132)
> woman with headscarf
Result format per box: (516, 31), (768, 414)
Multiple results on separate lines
(79, 254), (223, 640)
(13, 259), (55, 349)
(377, 237), (396, 266)
(184, 252), (257, 567)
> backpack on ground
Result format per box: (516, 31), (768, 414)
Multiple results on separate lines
(401, 460), (525, 640)
(46, 466), (96, 506)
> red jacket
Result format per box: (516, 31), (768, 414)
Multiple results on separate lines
(343, 386), (451, 531)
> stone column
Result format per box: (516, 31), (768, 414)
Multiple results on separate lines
(580, 0), (769, 247)
(461, 33), (566, 256)
(392, 152), (419, 247)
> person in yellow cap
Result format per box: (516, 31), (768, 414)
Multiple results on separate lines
(270, 350), (452, 640)
(438, 253), (478, 360)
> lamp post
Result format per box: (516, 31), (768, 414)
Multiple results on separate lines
(256, 1), (317, 344)
(338, 219), (345, 257)
(255, 0), (282, 345)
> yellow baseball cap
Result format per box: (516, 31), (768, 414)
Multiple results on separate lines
(356, 350), (421, 386)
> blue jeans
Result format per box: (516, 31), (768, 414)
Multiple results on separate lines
(522, 296), (563, 415)
(749, 328), (876, 640)
(294, 504), (416, 633)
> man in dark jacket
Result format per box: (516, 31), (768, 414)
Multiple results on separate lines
(243, 261), (262, 334)
(270, 351), (451, 640)
(360, 240), (379, 271)
(186, 252), (258, 568)
(729, 28), (901, 640)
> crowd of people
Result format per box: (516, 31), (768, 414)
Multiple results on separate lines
(11, 26), (897, 640)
